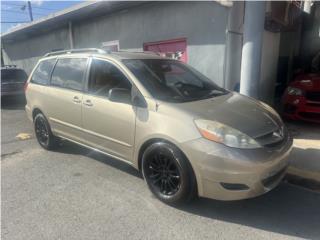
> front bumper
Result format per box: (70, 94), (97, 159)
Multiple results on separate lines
(283, 95), (320, 123)
(181, 134), (293, 201)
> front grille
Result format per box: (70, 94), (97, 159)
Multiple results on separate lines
(284, 104), (297, 114)
(255, 126), (286, 148)
(306, 102), (320, 107)
(262, 167), (286, 188)
(299, 112), (320, 121)
(306, 91), (320, 102)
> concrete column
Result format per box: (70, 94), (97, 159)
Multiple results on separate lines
(240, 1), (266, 98)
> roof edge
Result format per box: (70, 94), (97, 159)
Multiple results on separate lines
(1, 1), (98, 38)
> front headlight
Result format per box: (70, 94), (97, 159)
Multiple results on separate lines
(194, 119), (261, 149)
(287, 87), (303, 96)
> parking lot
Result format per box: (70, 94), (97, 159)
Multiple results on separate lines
(1, 97), (320, 240)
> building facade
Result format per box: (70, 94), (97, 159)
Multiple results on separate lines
(2, 1), (319, 104)
(1, 2), (230, 87)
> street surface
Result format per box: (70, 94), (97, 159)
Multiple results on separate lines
(1, 97), (320, 240)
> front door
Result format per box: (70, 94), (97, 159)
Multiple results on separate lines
(82, 58), (135, 161)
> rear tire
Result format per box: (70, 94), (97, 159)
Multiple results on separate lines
(142, 142), (197, 205)
(34, 113), (59, 150)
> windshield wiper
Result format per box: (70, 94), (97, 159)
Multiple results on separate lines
(202, 89), (227, 99)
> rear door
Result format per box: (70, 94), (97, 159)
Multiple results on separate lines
(81, 58), (136, 161)
(45, 57), (88, 143)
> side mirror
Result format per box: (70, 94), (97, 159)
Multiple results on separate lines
(132, 95), (147, 108)
(109, 88), (131, 104)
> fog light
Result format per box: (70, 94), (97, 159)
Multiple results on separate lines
(220, 182), (249, 190)
(293, 99), (300, 105)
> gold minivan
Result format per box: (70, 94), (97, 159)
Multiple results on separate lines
(25, 49), (292, 204)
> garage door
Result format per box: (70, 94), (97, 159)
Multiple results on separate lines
(143, 38), (188, 63)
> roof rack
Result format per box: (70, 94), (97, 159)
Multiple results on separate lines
(115, 50), (161, 56)
(44, 48), (108, 57)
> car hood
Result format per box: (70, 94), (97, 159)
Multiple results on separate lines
(292, 73), (320, 90)
(171, 92), (281, 138)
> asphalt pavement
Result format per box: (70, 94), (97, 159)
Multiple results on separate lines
(1, 96), (320, 240)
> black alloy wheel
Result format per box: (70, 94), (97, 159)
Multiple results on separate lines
(142, 142), (197, 204)
(145, 149), (181, 196)
(34, 113), (59, 150)
(35, 116), (49, 146)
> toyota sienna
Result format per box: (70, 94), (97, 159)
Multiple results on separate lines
(25, 49), (293, 204)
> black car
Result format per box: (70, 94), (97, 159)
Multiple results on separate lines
(1, 66), (28, 97)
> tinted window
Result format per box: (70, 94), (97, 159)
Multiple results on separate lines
(31, 59), (56, 85)
(123, 59), (227, 103)
(1, 69), (28, 83)
(88, 59), (131, 97)
(51, 58), (87, 91)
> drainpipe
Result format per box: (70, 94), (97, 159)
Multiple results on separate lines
(240, 1), (266, 98)
(68, 21), (74, 49)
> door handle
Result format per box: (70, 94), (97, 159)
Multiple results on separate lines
(73, 96), (81, 104)
(83, 99), (93, 107)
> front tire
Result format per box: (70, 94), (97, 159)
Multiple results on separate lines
(34, 113), (59, 150)
(142, 142), (197, 205)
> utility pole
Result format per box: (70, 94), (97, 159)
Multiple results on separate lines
(27, 1), (33, 21)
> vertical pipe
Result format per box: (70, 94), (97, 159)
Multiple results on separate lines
(68, 21), (74, 49)
(240, 1), (266, 98)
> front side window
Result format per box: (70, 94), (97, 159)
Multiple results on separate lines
(123, 59), (227, 103)
(31, 59), (56, 85)
(88, 59), (131, 97)
(51, 58), (87, 91)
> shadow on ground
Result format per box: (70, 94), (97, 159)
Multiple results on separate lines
(177, 184), (320, 239)
(57, 140), (320, 239)
(1, 96), (26, 110)
(55, 140), (142, 179)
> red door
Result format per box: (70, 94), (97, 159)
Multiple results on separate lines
(143, 38), (188, 63)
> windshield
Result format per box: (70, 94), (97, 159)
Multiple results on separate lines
(122, 59), (227, 102)
(1, 69), (28, 83)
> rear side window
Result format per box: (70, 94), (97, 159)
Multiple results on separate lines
(1, 69), (28, 83)
(51, 58), (87, 91)
(31, 59), (56, 85)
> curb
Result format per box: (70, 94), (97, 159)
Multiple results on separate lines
(287, 166), (320, 182)
(285, 167), (320, 191)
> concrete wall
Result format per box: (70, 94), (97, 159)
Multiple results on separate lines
(2, 27), (70, 74)
(72, 2), (229, 86)
(3, 2), (229, 86)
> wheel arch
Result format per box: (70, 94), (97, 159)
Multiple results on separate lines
(32, 107), (43, 120)
(137, 137), (199, 198)
(137, 138), (170, 172)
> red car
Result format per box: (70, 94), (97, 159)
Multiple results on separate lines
(282, 73), (320, 123)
